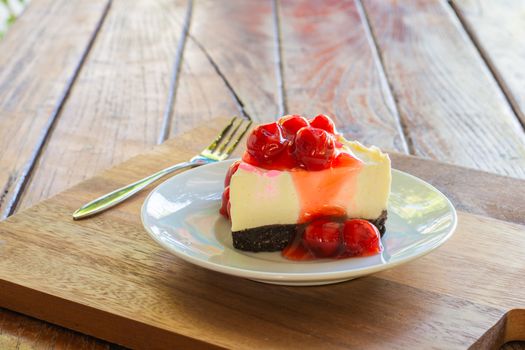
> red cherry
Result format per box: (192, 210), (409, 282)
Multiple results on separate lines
(342, 219), (381, 257)
(242, 151), (259, 166)
(274, 147), (299, 168)
(294, 127), (336, 170)
(224, 160), (241, 187)
(303, 219), (342, 257)
(242, 147), (299, 169)
(219, 187), (230, 219)
(309, 114), (336, 134)
(332, 152), (360, 168)
(278, 115), (309, 137)
(246, 122), (288, 163)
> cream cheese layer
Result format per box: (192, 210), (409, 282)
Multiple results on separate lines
(229, 140), (391, 232)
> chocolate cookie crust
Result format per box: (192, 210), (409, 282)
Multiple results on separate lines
(232, 210), (388, 252)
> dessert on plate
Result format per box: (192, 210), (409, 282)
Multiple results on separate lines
(219, 114), (391, 260)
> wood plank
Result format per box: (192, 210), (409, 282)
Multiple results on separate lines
(377, 212), (525, 310)
(15, 0), (191, 212)
(168, 35), (242, 137)
(169, 0), (278, 138)
(0, 308), (112, 350)
(0, 0), (110, 218)
(451, 0), (525, 127)
(0, 120), (524, 349)
(361, 0), (525, 179)
(0, 1), (128, 347)
(278, 0), (408, 153)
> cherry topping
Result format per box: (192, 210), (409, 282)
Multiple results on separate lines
(301, 206), (346, 223)
(242, 142), (299, 169)
(294, 127), (336, 170)
(342, 219), (381, 257)
(273, 147), (298, 168)
(283, 218), (382, 260)
(278, 115), (309, 138)
(332, 152), (360, 168)
(246, 122), (288, 164)
(303, 219), (342, 257)
(309, 114), (336, 134)
(282, 237), (313, 261)
(224, 160), (241, 187)
(219, 186), (230, 219)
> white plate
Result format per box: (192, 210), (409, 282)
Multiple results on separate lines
(141, 160), (457, 286)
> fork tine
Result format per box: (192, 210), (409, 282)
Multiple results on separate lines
(219, 119), (252, 159)
(205, 116), (237, 153)
(215, 117), (245, 155)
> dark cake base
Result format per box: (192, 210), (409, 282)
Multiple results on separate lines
(232, 210), (388, 252)
(370, 210), (387, 237)
(232, 225), (296, 252)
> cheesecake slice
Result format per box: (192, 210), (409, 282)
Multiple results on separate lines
(220, 114), (391, 259)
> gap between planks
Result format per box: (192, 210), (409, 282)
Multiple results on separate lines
(448, 0), (525, 132)
(1, 0), (113, 220)
(271, 0), (287, 116)
(157, 0), (194, 144)
(187, 34), (253, 121)
(166, 0), (280, 138)
(355, 0), (413, 155)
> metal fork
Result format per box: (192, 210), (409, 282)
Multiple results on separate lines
(72, 117), (252, 220)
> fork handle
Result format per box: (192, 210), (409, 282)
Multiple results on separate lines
(72, 161), (200, 220)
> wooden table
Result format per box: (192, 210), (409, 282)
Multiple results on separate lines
(0, 0), (524, 348)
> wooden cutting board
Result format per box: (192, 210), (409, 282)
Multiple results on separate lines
(0, 120), (524, 350)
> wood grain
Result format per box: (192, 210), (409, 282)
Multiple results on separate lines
(504, 341), (525, 350)
(377, 212), (525, 310)
(0, 2), (114, 345)
(168, 34), (243, 137)
(169, 0), (278, 138)
(361, 0), (525, 179)
(451, 0), (525, 127)
(0, 0), (110, 218)
(0, 308), (113, 350)
(278, 0), (408, 153)
(0, 120), (524, 349)
(15, 0), (190, 212)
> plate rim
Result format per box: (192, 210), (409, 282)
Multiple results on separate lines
(141, 160), (457, 282)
